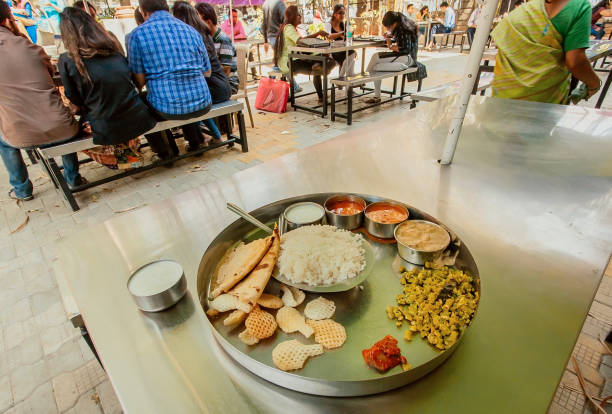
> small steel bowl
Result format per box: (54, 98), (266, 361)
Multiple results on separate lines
(283, 202), (325, 231)
(363, 201), (409, 239)
(324, 194), (366, 230)
(394, 220), (451, 265)
(127, 259), (187, 312)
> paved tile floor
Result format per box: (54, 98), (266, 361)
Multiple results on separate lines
(0, 49), (610, 413)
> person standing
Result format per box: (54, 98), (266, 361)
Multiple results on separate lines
(467, 3), (482, 47)
(262, 0), (285, 52)
(0, 0), (83, 200)
(491, 0), (601, 103)
(406, 3), (416, 20)
(128, 0), (212, 160)
(427, 1), (455, 50)
(40, 0), (64, 33)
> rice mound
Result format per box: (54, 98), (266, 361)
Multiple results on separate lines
(278, 225), (366, 286)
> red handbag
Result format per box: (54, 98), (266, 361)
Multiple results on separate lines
(255, 77), (290, 113)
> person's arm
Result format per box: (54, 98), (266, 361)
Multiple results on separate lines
(57, 56), (85, 111)
(566, 49), (601, 96)
(127, 33), (146, 90)
(41, 1), (62, 13)
(198, 36), (212, 78)
(468, 10), (476, 27)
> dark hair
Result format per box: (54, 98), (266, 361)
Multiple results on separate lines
(406, 3), (414, 8)
(332, 4), (344, 14)
(138, 0), (168, 14)
(195, 2), (217, 25)
(440, 2), (449, 7)
(419, 5), (429, 14)
(134, 6), (144, 24)
(0, 0), (11, 23)
(274, 5), (300, 66)
(59, 7), (123, 82)
(73, 0), (97, 15)
(231, 8), (237, 13)
(592, 0), (610, 13)
(172, 1), (209, 36)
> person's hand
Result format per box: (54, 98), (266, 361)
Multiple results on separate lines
(316, 30), (328, 38)
(587, 80), (602, 98)
(390, 45), (399, 52)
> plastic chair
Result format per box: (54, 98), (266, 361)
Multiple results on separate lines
(231, 43), (256, 128)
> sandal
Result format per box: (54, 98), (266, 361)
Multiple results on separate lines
(8, 189), (33, 201)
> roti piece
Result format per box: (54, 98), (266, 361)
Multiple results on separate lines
(223, 310), (247, 327)
(272, 340), (324, 371)
(238, 328), (260, 345)
(280, 285), (305, 307)
(276, 306), (313, 338)
(304, 296), (336, 320)
(229, 226), (280, 308)
(244, 306), (277, 339)
(257, 293), (283, 309)
(211, 236), (273, 298)
(208, 293), (251, 314)
(307, 319), (347, 349)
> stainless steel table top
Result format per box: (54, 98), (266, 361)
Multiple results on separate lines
(57, 96), (612, 414)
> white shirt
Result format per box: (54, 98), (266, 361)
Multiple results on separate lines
(468, 6), (482, 27)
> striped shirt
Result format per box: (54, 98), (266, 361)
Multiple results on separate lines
(128, 11), (211, 115)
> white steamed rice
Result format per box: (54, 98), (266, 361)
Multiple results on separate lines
(278, 225), (366, 286)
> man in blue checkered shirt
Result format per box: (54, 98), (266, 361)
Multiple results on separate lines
(128, 0), (213, 159)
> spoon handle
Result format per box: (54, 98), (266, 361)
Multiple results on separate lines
(227, 202), (273, 235)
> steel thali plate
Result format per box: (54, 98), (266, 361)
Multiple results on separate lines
(197, 193), (481, 397)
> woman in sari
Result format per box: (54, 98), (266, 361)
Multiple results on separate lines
(491, 0), (601, 104)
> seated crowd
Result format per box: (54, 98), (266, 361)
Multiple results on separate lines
(0, 0), (238, 201)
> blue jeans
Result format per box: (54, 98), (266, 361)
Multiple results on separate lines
(203, 119), (222, 139)
(591, 25), (604, 40)
(0, 132), (81, 198)
(431, 25), (453, 44)
(0, 134), (32, 198)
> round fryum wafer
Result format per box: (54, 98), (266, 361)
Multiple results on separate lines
(238, 328), (259, 345)
(306, 319), (347, 349)
(276, 306), (313, 338)
(304, 296), (336, 320)
(245, 306), (277, 339)
(280, 285), (305, 307)
(272, 339), (324, 371)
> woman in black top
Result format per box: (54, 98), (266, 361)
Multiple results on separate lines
(57, 7), (157, 146)
(325, 4), (356, 79)
(172, 1), (231, 144)
(364, 11), (418, 103)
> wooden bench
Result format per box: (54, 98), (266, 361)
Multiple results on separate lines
(34, 100), (248, 211)
(330, 67), (420, 125)
(432, 31), (466, 50)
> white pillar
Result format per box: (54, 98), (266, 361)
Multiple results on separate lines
(439, 0), (500, 165)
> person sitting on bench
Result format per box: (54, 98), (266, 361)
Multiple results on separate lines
(325, 4), (356, 81)
(128, 0), (213, 161)
(364, 11), (418, 104)
(57, 8), (157, 147)
(274, 5), (333, 102)
(427, 2), (455, 50)
(173, 1), (231, 145)
(0, 1), (84, 201)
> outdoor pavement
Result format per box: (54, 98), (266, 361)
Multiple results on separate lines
(0, 48), (611, 413)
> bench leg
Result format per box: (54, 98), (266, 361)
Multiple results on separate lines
(392, 76), (398, 96)
(25, 149), (37, 165)
(400, 74), (406, 101)
(331, 85), (336, 122)
(236, 111), (249, 153)
(347, 87), (353, 126)
(36, 150), (59, 189)
(48, 157), (80, 211)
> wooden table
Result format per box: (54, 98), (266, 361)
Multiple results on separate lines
(288, 39), (385, 117)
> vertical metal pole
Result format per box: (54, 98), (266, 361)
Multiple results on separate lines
(439, 0), (500, 165)
(229, 0), (234, 42)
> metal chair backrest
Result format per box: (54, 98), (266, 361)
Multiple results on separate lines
(235, 43), (249, 93)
